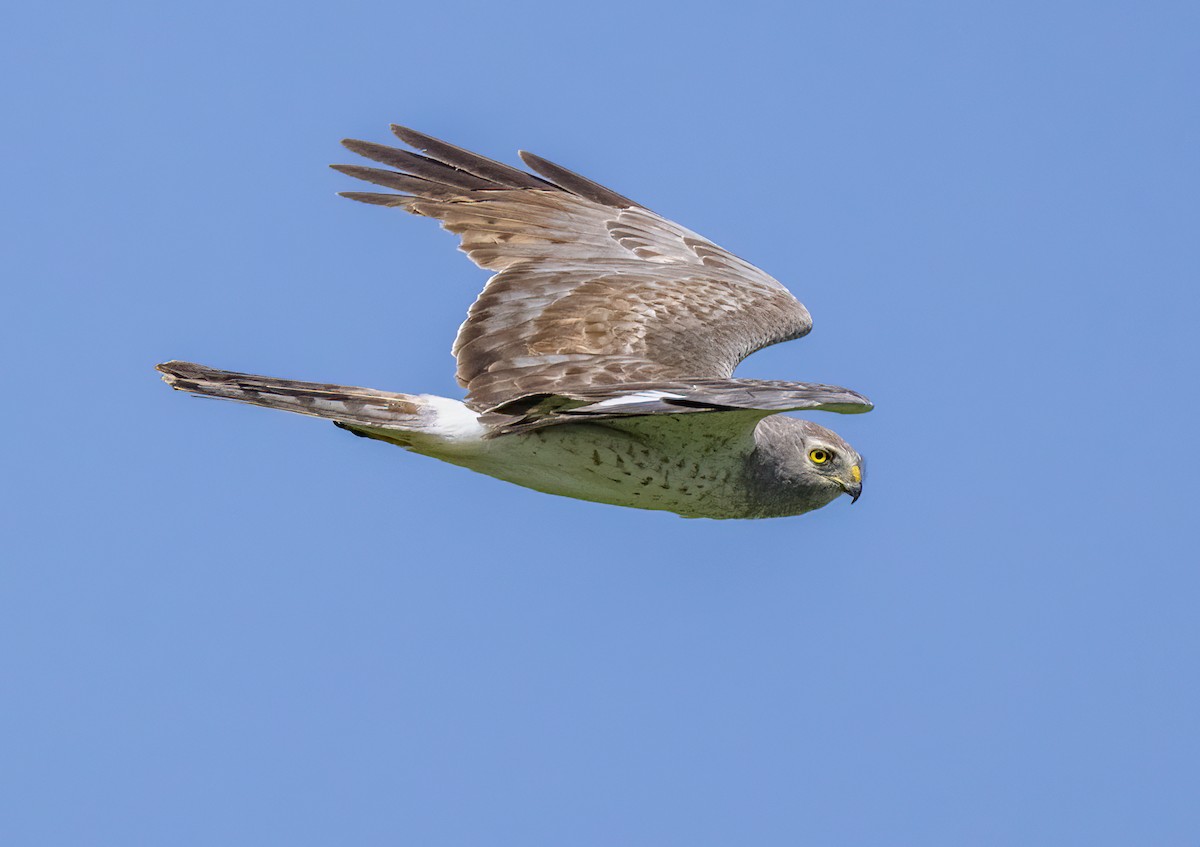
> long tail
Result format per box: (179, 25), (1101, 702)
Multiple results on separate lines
(156, 361), (433, 433)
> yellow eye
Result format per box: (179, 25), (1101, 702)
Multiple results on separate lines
(808, 448), (830, 465)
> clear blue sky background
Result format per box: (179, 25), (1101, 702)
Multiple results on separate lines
(3, 1), (1197, 844)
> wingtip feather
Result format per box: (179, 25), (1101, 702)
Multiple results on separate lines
(518, 150), (638, 208)
(337, 191), (407, 206)
(389, 123), (424, 145)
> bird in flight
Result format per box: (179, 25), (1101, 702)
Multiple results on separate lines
(159, 124), (872, 519)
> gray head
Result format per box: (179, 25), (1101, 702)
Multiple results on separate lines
(747, 416), (865, 517)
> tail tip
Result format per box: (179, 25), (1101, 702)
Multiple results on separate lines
(156, 360), (211, 391)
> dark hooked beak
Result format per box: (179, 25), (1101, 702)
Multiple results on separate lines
(842, 480), (862, 504)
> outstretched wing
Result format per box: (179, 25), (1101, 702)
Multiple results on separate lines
(333, 126), (822, 412)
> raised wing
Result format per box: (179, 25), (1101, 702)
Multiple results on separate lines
(333, 126), (816, 411)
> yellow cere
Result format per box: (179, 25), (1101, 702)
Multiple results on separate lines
(851, 465), (862, 483)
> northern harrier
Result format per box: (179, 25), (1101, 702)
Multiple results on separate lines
(159, 125), (872, 519)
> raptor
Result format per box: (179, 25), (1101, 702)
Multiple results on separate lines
(159, 125), (872, 519)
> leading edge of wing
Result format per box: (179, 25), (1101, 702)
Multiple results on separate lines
(481, 379), (873, 434)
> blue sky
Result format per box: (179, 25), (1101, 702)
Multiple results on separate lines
(3, 0), (1198, 844)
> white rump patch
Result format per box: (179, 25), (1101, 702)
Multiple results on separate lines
(419, 395), (487, 442)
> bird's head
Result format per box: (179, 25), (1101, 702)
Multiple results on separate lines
(798, 424), (864, 503)
(754, 417), (865, 508)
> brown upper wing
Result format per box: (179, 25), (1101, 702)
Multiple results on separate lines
(334, 126), (815, 411)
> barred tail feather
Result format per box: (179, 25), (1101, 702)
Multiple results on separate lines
(156, 360), (430, 432)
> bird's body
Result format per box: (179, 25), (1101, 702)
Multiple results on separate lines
(160, 125), (872, 519)
(360, 401), (852, 520)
